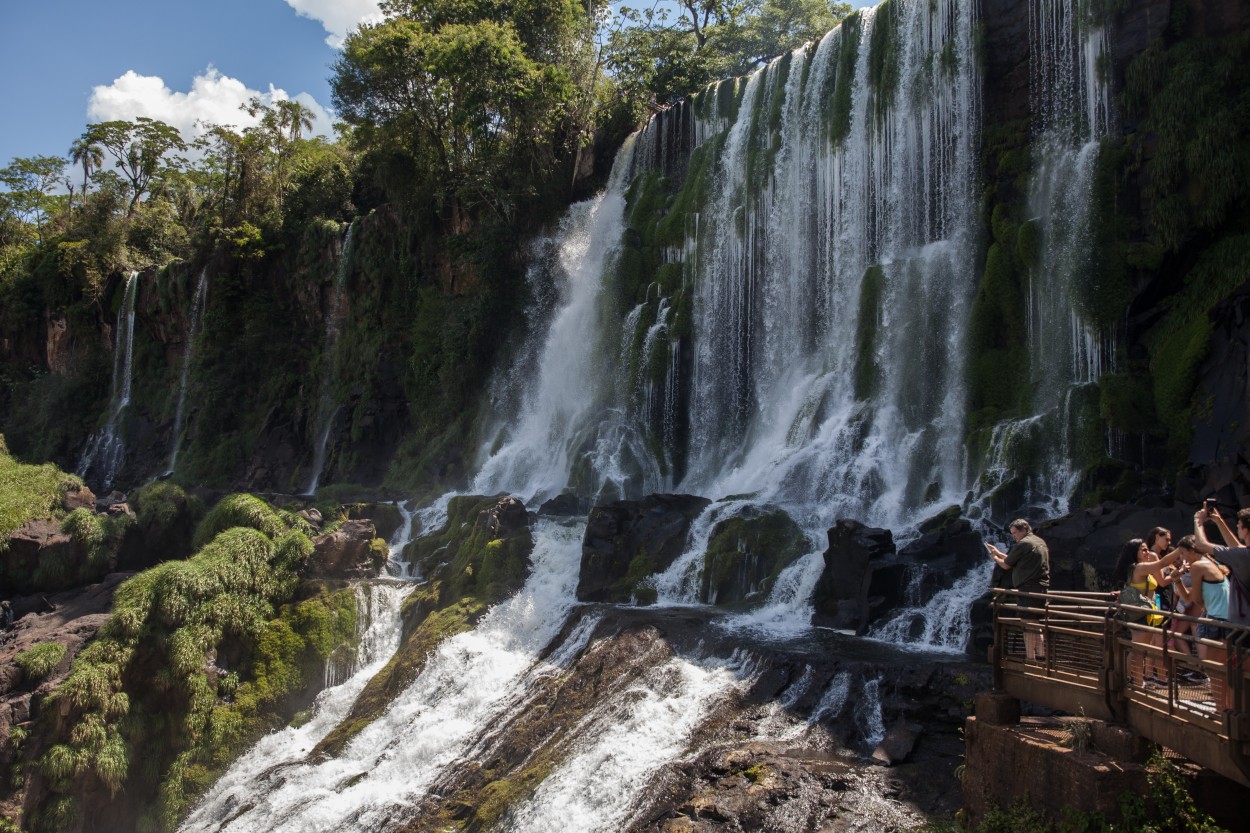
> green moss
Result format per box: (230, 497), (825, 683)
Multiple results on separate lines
(966, 242), (1031, 425)
(193, 493), (293, 550)
(867, 1), (899, 122)
(15, 642), (67, 682)
(701, 509), (807, 605)
(33, 494), (326, 830)
(824, 13), (862, 148)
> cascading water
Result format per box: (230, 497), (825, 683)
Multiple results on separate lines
(975, 0), (1115, 515)
(181, 582), (408, 832)
(499, 652), (755, 833)
(304, 223), (354, 496)
(165, 268), (209, 476)
(178, 1), (1126, 826)
(79, 271), (140, 492)
(182, 519), (588, 833)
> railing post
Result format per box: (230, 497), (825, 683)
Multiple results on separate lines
(991, 590), (1004, 690)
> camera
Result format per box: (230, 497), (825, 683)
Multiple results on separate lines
(1205, 498), (1217, 513)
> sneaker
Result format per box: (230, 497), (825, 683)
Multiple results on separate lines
(1178, 669), (1208, 685)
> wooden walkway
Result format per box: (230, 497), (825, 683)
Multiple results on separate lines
(991, 588), (1250, 786)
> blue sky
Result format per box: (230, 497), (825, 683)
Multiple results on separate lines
(0, 0), (875, 172)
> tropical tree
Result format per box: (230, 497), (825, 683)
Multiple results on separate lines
(0, 155), (68, 242)
(81, 117), (188, 215)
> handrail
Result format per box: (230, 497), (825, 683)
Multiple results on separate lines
(990, 587), (1250, 786)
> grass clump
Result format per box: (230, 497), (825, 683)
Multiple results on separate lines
(15, 642), (67, 683)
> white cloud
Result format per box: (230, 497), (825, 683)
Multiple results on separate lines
(285, 0), (384, 48)
(87, 68), (335, 147)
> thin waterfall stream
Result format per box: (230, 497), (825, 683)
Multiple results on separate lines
(165, 267), (209, 477)
(78, 270), (139, 492)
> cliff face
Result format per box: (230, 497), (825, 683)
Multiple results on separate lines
(1, 0), (1248, 516)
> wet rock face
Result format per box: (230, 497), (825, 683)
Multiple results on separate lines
(577, 494), (712, 604)
(305, 519), (384, 579)
(701, 509), (808, 606)
(810, 520), (895, 632)
(2, 519), (88, 593)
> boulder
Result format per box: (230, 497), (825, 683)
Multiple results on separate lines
(1037, 502), (1192, 590)
(475, 496), (528, 539)
(811, 520), (895, 631)
(538, 493), (583, 517)
(577, 494), (711, 604)
(900, 506), (985, 573)
(872, 721), (923, 766)
(1, 519), (88, 594)
(701, 508), (808, 606)
(305, 520), (385, 579)
(345, 503), (402, 541)
(62, 483), (95, 512)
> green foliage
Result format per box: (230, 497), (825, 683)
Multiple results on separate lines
(15, 642), (67, 682)
(0, 440), (77, 551)
(192, 493), (290, 550)
(34, 494), (333, 830)
(1120, 33), (1250, 253)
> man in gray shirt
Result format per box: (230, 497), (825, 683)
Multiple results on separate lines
(986, 518), (1051, 659)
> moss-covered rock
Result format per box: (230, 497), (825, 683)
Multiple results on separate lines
(701, 508), (808, 606)
(577, 494), (711, 604)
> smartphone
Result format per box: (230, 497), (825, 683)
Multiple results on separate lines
(1205, 498), (1217, 513)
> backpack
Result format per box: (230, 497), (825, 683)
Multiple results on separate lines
(1117, 584), (1162, 626)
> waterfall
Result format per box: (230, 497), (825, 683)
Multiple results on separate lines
(384, 500), (419, 577)
(304, 223), (355, 496)
(976, 0), (1115, 515)
(78, 271), (140, 492)
(181, 582), (408, 832)
(165, 268), (209, 477)
(869, 563), (992, 652)
(181, 519), (587, 833)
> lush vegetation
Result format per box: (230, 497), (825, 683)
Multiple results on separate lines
(20, 494), (355, 832)
(0, 437), (78, 550)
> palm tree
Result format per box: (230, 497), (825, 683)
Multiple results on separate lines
(275, 99), (315, 143)
(68, 136), (104, 198)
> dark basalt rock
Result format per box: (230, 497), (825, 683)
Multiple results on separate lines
(811, 520), (895, 632)
(538, 492), (583, 516)
(577, 493), (712, 604)
(1, 519), (88, 594)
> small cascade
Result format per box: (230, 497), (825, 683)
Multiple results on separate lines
(869, 563), (992, 652)
(181, 582), (408, 832)
(181, 519), (585, 833)
(384, 500), (419, 577)
(809, 671), (852, 725)
(854, 676), (886, 747)
(78, 271), (140, 491)
(165, 268), (209, 476)
(304, 223), (355, 496)
(500, 651), (756, 833)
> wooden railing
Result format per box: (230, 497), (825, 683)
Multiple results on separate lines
(990, 588), (1250, 787)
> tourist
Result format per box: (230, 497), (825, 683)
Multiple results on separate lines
(1192, 505), (1250, 627)
(986, 519), (1050, 661)
(1113, 538), (1186, 687)
(1147, 527), (1178, 611)
(1170, 535), (1228, 666)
